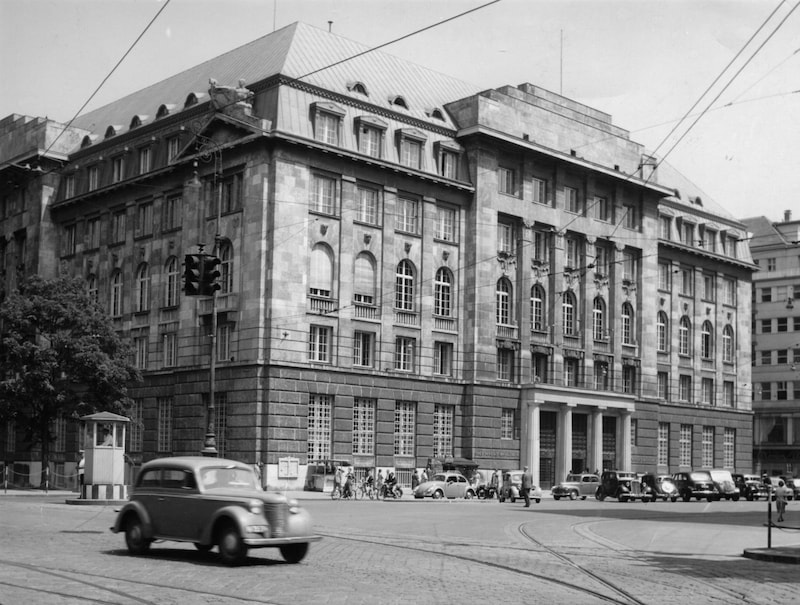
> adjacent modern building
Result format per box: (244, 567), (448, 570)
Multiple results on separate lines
(742, 211), (800, 477)
(1, 22), (756, 490)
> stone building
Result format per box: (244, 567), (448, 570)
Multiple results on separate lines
(2, 22), (755, 489)
(742, 211), (800, 477)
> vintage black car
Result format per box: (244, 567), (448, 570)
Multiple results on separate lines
(640, 473), (678, 502)
(672, 470), (719, 502)
(552, 473), (600, 501)
(112, 456), (320, 565)
(596, 470), (653, 502)
(732, 473), (769, 501)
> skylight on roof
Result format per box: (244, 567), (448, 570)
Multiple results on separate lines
(389, 95), (408, 109)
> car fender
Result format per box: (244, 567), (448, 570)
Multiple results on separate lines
(112, 501), (154, 539)
(201, 505), (252, 544)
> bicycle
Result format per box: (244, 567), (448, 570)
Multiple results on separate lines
(356, 481), (375, 500)
(330, 484), (356, 500)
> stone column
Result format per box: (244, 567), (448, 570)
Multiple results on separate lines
(591, 407), (605, 473)
(522, 397), (541, 485)
(556, 404), (574, 482)
(620, 410), (632, 472)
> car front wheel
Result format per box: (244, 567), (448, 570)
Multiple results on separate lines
(432, 490), (444, 500)
(569, 490), (578, 501)
(465, 490), (475, 499)
(280, 543), (309, 564)
(124, 516), (150, 555)
(218, 524), (248, 566)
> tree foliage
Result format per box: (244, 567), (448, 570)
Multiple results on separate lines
(0, 276), (141, 483)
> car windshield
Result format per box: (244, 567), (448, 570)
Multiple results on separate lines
(709, 470), (732, 482)
(201, 466), (259, 490)
(565, 474), (582, 482)
(431, 474), (447, 482)
(690, 471), (711, 481)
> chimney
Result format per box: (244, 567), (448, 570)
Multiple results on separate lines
(784, 209), (792, 222)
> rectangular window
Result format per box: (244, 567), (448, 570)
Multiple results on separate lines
(622, 366), (636, 394)
(394, 337), (416, 372)
(434, 341), (453, 376)
(163, 194), (181, 231)
(432, 404), (453, 459)
(659, 215), (671, 239)
(723, 428), (735, 469)
(680, 267), (693, 296)
(396, 196), (419, 234)
(532, 177), (547, 204)
(658, 262), (671, 291)
(594, 196), (609, 221)
(110, 209), (126, 244)
(352, 397), (375, 455)
(777, 349), (788, 364)
(679, 424), (692, 467)
(565, 186), (580, 213)
(658, 371), (669, 399)
(399, 138), (422, 169)
(436, 205), (458, 242)
(217, 172), (244, 214)
(722, 278), (735, 305)
(497, 222), (514, 254)
(761, 382), (772, 400)
(88, 166), (99, 191)
(501, 408), (514, 440)
(440, 150), (458, 179)
(135, 202), (153, 238)
(703, 229), (716, 252)
(157, 396), (173, 453)
(565, 237), (580, 269)
(564, 357), (579, 387)
(594, 361), (610, 391)
(761, 350), (772, 365)
(622, 203), (638, 229)
(702, 426), (714, 468)
(308, 325), (331, 363)
(767, 258), (776, 271)
(310, 174), (337, 215)
(353, 331), (374, 367)
(138, 147), (151, 175)
(498, 166), (516, 196)
(657, 423), (669, 466)
(134, 335), (148, 369)
(594, 245), (609, 277)
(162, 333), (177, 368)
(64, 174), (75, 199)
(307, 394), (332, 460)
(87, 217), (101, 249)
(702, 273), (715, 301)
(761, 287), (772, 302)
(679, 375), (692, 402)
(682, 222), (694, 246)
(359, 125), (382, 158)
(723, 381), (734, 407)
(129, 400), (143, 452)
(217, 323), (232, 362)
(497, 348), (514, 381)
(622, 251), (637, 282)
(213, 392), (228, 457)
(62, 224), (77, 256)
(701, 378), (714, 405)
(533, 230), (550, 263)
(112, 156), (125, 183)
(315, 112), (339, 145)
(167, 136), (180, 162)
(761, 319), (772, 334)
(394, 401), (415, 456)
(356, 185), (379, 225)
(777, 318), (788, 332)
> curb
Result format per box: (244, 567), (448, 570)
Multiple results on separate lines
(742, 547), (800, 565)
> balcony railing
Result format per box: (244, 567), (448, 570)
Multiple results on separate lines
(394, 310), (418, 326)
(433, 316), (457, 332)
(353, 303), (379, 320)
(701, 358), (716, 371)
(496, 323), (518, 339)
(308, 295), (337, 315)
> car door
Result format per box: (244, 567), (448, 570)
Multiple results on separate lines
(158, 468), (201, 540)
(444, 474), (462, 498)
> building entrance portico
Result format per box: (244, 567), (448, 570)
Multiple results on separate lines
(521, 387), (634, 488)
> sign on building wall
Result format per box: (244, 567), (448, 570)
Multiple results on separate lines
(278, 457), (299, 479)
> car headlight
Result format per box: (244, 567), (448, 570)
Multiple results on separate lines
(248, 499), (263, 515)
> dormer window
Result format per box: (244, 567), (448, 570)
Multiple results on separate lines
(426, 107), (445, 121)
(105, 125), (123, 139)
(396, 128), (426, 170)
(80, 135), (96, 149)
(346, 80), (369, 96)
(184, 92), (208, 108)
(311, 102), (345, 146)
(355, 116), (387, 159)
(156, 104), (176, 119)
(434, 140), (462, 180)
(129, 115), (149, 129)
(389, 95), (409, 109)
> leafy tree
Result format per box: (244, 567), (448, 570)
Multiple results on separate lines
(0, 275), (141, 487)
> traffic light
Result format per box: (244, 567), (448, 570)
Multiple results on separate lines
(184, 254), (202, 296)
(201, 255), (222, 296)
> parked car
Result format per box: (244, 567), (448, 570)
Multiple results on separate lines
(596, 471), (653, 502)
(640, 474), (678, 502)
(672, 471), (719, 502)
(112, 456), (320, 565)
(552, 473), (600, 500)
(704, 469), (740, 501)
(498, 470), (542, 504)
(781, 476), (800, 500)
(732, 473), (769, 501)
(413, 471), (476, 499)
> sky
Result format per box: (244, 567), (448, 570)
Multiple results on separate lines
(1, 0), (798, 223)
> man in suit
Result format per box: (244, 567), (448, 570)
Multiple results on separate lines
(522, 466), (533, 507)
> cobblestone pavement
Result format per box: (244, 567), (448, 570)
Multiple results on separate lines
(0, 492), (798, 604)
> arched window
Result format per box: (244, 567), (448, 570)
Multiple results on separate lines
(434, 267), (453, 317)
(353, 253), (376, 305)
(530, 285), (546, 331)
(679, 316), (692, 356)
(621, 302), (634, 345)
(309, 245), (333, 297)
(165, 256), (180, 307)
(722, 325), (734, 363)
(219, 241), (234, 294)
(657, 311), (669, 352)
(110, 270), (123, 317)
(87, 273), (98, 303)
(592, 297), (606, 341)
(562, 291), (576, 335)
(135, 263), (150, 312)
(496, 278), (512, 325)
(701, 320), (714, 359)
(395, 260), (415, 311)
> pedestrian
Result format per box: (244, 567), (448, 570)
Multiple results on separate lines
(77, 451), (85, 498)
(376, 469), (384, 495)
(421, 468), (429, 484)
(521, 465), (533, 507)
(412, 469), (420, 490)
(492, 469), (502, 499)
(333, 465), (344, 495)
(776, 480), (790, 522)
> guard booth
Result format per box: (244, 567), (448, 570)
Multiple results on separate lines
(80, 411), (129, 501)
